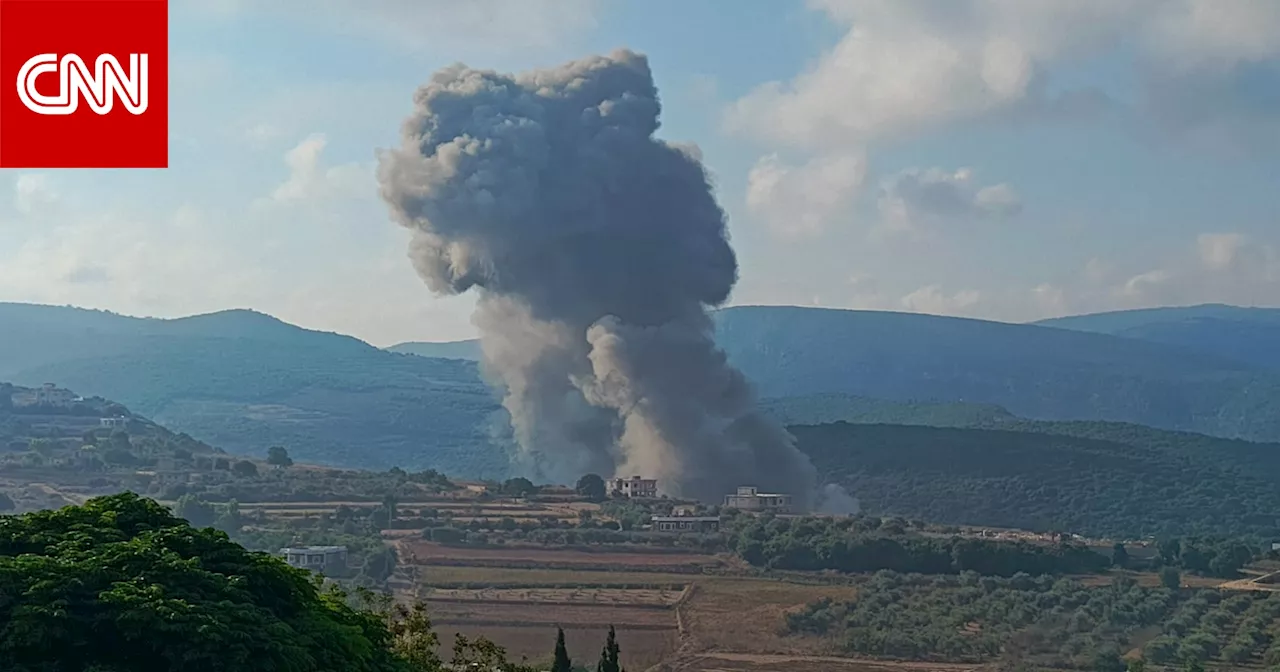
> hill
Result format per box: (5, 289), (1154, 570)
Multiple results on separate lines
(387, 340), (483, 361)
(759, 393), (1016, 428)
(714, 305), (1280, 442)
(0, 304), (506, 477)
(795, 419), (1280, 539)
(6, 302), (1280, 475)
(1035, 303), (1280, 370)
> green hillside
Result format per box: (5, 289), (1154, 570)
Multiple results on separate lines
(714, 305), (1280, 442)
(760, 393), (1016, 427)
(0, 304), (507, 477)
(1036, 304), (1280, 370)
(794, 420), (1280, 539)
(6, 302), (1280, 477)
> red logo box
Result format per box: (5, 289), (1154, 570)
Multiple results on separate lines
(0, 0), (168, 168)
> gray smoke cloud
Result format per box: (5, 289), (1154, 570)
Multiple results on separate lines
(377, 49), (821, 507)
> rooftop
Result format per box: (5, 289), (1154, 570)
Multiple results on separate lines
(280, 545), (346, 554)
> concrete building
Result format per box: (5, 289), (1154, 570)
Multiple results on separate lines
(723, 486), (793, 513)
(100, 416), (128, 428)
(34, 383), (76, 407)
(281, 546), (347, 573)
(609, 475), (658, 499)
(651, 514), (720, 533)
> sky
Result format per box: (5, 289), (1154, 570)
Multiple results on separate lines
(1, 0), (1278, 346)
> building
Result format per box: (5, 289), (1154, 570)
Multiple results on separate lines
(34, 383), (76, 407)
(100, 416), (128, 428)
(280, 546), (347, 573)
(651, 514), (720, 533)
(723, 486), (793, 513)
(609, 475), (658, 499)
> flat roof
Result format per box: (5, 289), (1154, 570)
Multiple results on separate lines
(280, 546), (346, 553)
(652, 515), (721, 522)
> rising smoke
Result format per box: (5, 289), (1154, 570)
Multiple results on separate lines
(378, 49), (833, 508)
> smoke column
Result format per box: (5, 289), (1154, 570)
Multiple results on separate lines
(378, 49), (820, 506)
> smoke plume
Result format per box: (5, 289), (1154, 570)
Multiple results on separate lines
(378, 49), (820, 506)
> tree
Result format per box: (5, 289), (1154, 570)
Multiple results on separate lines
(232, 460), (259, 478)
(576, 474), (607, 502)
(1112, 542), (1129, 568)
(502, 477), (537, 498)
(214, 499), (242, 534)
(552, 627), (572, 672)
(596, 625), (621, 672)
(0, 493), (411, 672)
(1161, 567), (1182, 590)
(267, 446), (293, 468)
(173, 493), (217, 528)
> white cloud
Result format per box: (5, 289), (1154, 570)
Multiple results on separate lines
(876, 166), (1020, 236)
(727, 1), (1280, 151)
(745, 152), (866, 237)
(901, 284), (983, 315)
(256, 133), (374, 208)
(188, 0), (601, 53)
(1197, 232), (1247, 271)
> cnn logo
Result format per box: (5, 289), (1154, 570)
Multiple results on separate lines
(17, 53), (149, 116)
(0, 0), (168, 168)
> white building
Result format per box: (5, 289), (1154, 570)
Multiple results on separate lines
(723, 486), (793, 513)
(609, 476), (658, 498)
(281, 546), (348, 573)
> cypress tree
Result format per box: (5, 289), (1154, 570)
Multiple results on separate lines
(552, 627), (572, 672)
(596, 625), (621, 672)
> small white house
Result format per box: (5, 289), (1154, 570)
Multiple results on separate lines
(281, 545), (347, 573)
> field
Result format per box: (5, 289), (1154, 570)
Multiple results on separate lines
(393, 532), (863, 671)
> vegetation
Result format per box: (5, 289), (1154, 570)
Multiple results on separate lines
(576, 473), (607, 502)
(0, 493), (645, 672)
(794, 420), (1280, 539)
(9, 303), (1280, 480)
(787, 571), (1280, 669)
(726, 514), (1109, 577)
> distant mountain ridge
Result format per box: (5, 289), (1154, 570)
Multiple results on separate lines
(387, 340), (483, 361)
(4, 301), (1280, 476)
(1035, 303), (1280, 370)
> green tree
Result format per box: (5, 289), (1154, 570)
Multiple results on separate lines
(552, 627), (572, 672)
(0, 493), (410, 672)
(502, 477), (537, 498)
(174, 493), (217, 528)
(576, 474), (607, 502)
(596, 625), (621, 672)
(1161, 567), (1182, 589)
(214, 499), (242, 534)
(1127, 657), (1147, 672)
(232, 460), (259, 478)
(267, 445), (293, 468)
(1112, 542), (1129, 568)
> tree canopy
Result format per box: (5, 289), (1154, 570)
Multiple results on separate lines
(576, 474), (607, 502)
(0, 492), (408, 672)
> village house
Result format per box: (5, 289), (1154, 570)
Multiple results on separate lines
(651, 513), (721, 533)
(723, 486), (793, 513)
(609, 475), (658, 498)
(280, 545), (348, 574)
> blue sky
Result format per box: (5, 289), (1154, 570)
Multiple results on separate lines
(2, 0), (1278, 346)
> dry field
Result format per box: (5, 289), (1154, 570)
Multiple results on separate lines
(423, 586), (686, 608)
(401, 540), (726, 571)
(411, 565), (699, 586)
(426, 601), (675, 630)
(656, 653), (982, 672)
(439, 625), (678, 671)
